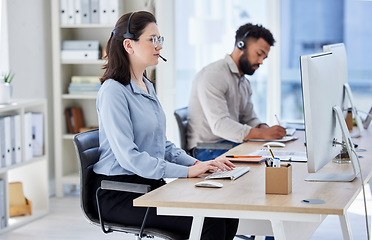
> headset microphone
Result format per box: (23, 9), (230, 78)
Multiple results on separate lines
(159, 55), (167, 62)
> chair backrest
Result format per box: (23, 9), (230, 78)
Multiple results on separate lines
(73, 128), (100, 223)
(174, 107), (189, 152)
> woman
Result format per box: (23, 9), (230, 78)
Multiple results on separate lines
(93, 11), (239, 240)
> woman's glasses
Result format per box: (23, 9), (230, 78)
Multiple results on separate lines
(145, 35), (164, 48)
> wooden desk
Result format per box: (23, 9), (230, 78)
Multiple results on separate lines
(134, 130), (372, 240)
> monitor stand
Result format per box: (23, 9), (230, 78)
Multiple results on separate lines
(305, 106), (361, 182)
(343, 83), (363, 138)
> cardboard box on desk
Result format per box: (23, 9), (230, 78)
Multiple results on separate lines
(265, 165), (292, 194)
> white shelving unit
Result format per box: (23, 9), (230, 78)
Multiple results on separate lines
(0, 99), (48, 234)
(51, 1), (130, 197)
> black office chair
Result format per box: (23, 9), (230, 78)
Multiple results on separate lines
(174, 107), (234, 156)
(73, 128), (185, 240)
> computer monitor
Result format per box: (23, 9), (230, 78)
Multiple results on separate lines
(322, 43), (364, 137)
(300, 51), (360, 182)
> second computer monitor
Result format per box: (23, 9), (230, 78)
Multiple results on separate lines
(322, 43), (363, 136)
(300, 51), (360, 182)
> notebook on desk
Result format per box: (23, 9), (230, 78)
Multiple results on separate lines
(248, 148), (307, 162)
(247, 136), (298, 143)
(226, 156), (268, 164)
(286, 128), (296, 136)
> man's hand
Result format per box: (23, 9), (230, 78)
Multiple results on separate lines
(244, 125), (286, 141)
(188, 158), (236, 178)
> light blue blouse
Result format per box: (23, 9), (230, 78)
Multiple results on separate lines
(94, 78), (196, 179)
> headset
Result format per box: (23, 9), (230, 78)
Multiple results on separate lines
(122, 11), (167, 62)
(123, 12), (136, 39)
(236, 30), (250, 50)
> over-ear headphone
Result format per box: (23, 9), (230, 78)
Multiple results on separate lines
(123, 12), (136, 39)
(236, 30), (250, 50)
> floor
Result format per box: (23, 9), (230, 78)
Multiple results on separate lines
(1, 186), (371, 240)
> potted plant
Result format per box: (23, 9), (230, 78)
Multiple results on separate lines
(0, 71), (15, 104)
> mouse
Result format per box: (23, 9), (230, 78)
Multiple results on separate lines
(194, 181), (223, 188)
(263, 142), (286, 148)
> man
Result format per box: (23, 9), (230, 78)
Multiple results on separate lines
(187, 23), (286, 161)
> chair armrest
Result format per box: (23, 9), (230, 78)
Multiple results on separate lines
(196, 142), (234, 150)
(101, 180), (151, 194)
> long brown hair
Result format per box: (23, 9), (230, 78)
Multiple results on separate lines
(100, 11), (157, 86)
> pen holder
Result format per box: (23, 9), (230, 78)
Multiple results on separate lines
(265, 164), (292, 194)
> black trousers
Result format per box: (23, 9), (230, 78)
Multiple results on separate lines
(93, 174), (238, 240)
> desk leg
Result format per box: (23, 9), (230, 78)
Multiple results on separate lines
(339, 214), (352, 240)
(270, 219), (286, 240)
(189, 216), (204, 239)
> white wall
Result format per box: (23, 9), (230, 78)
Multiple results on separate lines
(6, 0), (54, 194)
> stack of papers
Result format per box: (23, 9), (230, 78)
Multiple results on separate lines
(247, 136), (298, 143)
(247, 148), (307, 162)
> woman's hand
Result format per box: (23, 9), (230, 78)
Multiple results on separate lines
(187, 158), (235, 178)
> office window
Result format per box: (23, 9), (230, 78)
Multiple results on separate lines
(175, 0), (269, 120)
(280, 0), (372, 122)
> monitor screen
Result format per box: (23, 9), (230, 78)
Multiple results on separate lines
(300, 51), (360, 181)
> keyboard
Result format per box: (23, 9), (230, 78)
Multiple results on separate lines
(286, 128), (296, 136)
(205, 166), (251, 180)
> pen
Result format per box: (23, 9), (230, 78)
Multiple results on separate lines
(267, 145), (275, 159)
(275, 114), (282, 126)
(226, 155), (262, 158)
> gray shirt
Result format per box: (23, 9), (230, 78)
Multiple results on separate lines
(94, 78), (196, 179)
(187, 54), (261, 150)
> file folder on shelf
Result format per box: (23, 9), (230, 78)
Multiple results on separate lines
(0, 179), (5, 229)
(24, 112), (33, 162)
(0, 116), (12, 167)
(66, 0), (75, 25)
(81, 0), (91, 24)
(74, 0), (82, 25)
(62, 40), (100, 50)
(10, 115), (22, 164)
(32, 113), (44, 157)
(61, 50), (101, 60)
(90, 0), (100, 24)
(61, 40), (101, 60)
(60, 0), (68, 25)
(108, 0), (122, 24)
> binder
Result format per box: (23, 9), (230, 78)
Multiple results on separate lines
(60, 0), (69, 25)
(66, 0), (75, 24)
(61, 40), (101, 60)
(24, 112), (33, 162)
(0, 116), (12, 167)
(90, 0), (100, 24)
(74, 0), (82, 25)
(0, 118), (5, 167)
(81, 0), (90, 24)
(13, 115), (22, 164)
(0, 179), (5, 229)
(62, 40), (100, 50)
(61, 50), (100, 60)
(108, 0), (121, 24)
(10, 115), (22, 164)
(99, 0), (109, 24)
(32, 113), (44, 157)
